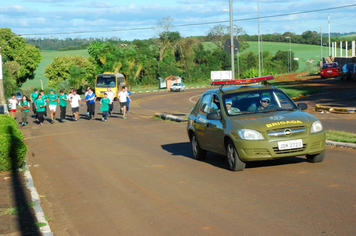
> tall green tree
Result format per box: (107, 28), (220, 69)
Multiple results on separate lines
(44, 55), (95, 89)
(0, 28), (42, 86)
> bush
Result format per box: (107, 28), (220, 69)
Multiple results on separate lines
(0, 115), (27, 172)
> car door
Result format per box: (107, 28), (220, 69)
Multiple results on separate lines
(194, 94), (212, 150)
(205, 94), (225, 153)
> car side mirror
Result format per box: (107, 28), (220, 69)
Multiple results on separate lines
(207, 111), (220, 120)
(297, 103), (308, 110)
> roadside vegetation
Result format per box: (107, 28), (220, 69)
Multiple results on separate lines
(326, 130), (356, 143)
(0, 115), (27, 172)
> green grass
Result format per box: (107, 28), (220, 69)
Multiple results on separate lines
(0, 201), (35, 216)
(244, 41), (347, 72)
(22, 49), (89, 90)
(326, 130), (356, 143)
(269, 80), (322, 98)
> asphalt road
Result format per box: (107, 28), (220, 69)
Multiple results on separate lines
(22, 89), (356, 235)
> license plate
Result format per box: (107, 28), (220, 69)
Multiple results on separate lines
(327, 70), (333, 73)
(278, 139), (303, 150)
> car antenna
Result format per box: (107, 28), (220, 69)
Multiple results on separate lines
(219, 85), (225, 94)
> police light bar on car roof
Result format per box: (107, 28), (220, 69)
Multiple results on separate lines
(211, 75), (274, 86)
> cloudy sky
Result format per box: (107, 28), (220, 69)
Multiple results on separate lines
(1, 0), (355, 40)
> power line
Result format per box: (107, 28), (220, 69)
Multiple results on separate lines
(3, 3), (356, 37)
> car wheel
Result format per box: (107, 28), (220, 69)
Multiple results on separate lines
(226, 140), (246, 171)
(306, 150), (325, 163)
(190, 133), (206, 160)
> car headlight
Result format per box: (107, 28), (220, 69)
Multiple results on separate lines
(311, 121), (323, 133)
(238, 129), (264, 140)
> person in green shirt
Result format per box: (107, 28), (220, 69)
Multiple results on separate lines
(48, 89), (58, 124)
(58, 90), (68, 122)
(40, 90), (48, 117)
(19, 95), (30, 126)
(30, 88), (39, 118)
(34, 93), (46, 125)
(100, 93), (110, 122)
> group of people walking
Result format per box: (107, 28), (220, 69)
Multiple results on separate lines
(7, 86), (131, 126)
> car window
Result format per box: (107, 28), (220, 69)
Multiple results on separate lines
(16, 92), (22, 96)
(199, 94), (212, 115)
(210, 94), (220, 113)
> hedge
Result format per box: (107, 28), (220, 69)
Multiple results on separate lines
(0, 115), (27, 171)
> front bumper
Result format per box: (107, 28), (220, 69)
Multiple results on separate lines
(232, 132), (326, 161)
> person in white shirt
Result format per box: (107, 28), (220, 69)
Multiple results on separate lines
(117, 86), (128, 119)
(8, 94), (18, 119)
(69, 89), (81, 121)
(106, 87), (115, 116)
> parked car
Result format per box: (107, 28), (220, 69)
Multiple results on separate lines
(8, 91), (23, 102)
(170, 83), (185, 92)
(339, 63), (356, 81)
(320, 62), (339, 78)
(187, 78), (325, 171)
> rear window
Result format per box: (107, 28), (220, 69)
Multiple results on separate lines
(322, 63), (338, 69)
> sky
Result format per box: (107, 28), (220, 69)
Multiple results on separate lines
(1, 0), (355, 40)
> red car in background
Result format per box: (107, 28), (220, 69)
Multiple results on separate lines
(320, 62), (339, 78)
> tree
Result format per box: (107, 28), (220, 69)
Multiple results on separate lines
(206, 24), (248, 52)
(44, 55), (95, 89)
(0, 28), (41, 86)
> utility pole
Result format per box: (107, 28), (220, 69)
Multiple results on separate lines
(229, 0), (235, 80)
(320, 27), (323, 63)
(257, 0), (261, 77)
(0, 52), (6, 115)
(0, 35), (20, 115)
(328, 14), (331, 56)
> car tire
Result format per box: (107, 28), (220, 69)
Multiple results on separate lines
(226, 140), (246, 171)
(306, 150), (325, 163)
(190, 133), (206, 160)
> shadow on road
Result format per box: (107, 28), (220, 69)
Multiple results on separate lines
(8, 125), (41, 235)
(161, 142), (307, 171)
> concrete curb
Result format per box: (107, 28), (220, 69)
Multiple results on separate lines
(131, 86), (210, 94)
(154, 113), (187, 122)
(23, 162), (53, 236)
(326, 140), (356, 149)
(315, 104), (356, 114)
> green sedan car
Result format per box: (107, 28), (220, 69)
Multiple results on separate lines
(187, 82), (326, 171)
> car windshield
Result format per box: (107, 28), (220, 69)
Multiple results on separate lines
(222, 89), (298, 116)
(172, 83), (181, 86)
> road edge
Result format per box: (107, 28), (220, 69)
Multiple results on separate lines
(23, 161), (53, 236)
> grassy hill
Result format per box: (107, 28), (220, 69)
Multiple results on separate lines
(22, 49), (89, 90)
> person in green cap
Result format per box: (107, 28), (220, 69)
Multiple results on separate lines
(100, 92), (110, 122)
(34, 93), (46, 125)
(58, 90), (68, 122)
(48, 89), (58, 124)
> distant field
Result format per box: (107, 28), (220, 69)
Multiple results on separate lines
(22, 49), (89, 89)
(204, 41), (348, 72)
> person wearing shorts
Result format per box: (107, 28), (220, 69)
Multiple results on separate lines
(100, 93), (110, 121)
(117, 86), (128, 119)
(8, 94), (18, 119)
(70, 89), (81, 121)
(48, 89), (58, 124)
